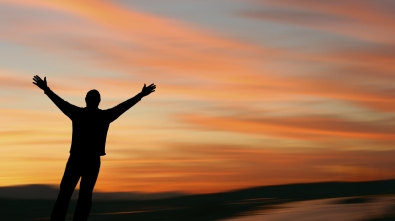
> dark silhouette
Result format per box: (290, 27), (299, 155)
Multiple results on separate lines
(3, 179), (395, 220)
(32, 75), (156, 221)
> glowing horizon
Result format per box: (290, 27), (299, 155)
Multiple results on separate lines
(1, 0), (395, 193)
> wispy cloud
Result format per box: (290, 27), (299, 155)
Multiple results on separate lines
(178, 113), (395, 141)
(245, 0), (395, 44)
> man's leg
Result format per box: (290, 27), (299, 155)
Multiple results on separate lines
(73, 157), (101, 221)
(50, 156), (81, 221)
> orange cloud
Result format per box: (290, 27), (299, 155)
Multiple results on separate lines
(178, 113), (395, 141)
(94, 144), (395, 193)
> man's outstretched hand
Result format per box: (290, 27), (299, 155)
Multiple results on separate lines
(32, 75), (48, 90)
(141, 83), (156, 96)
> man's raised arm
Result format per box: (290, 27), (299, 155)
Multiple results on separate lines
(33, 75), (78, 119)
(105, 83), (156, 122)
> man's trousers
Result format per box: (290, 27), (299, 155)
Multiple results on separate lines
(50, 155), (101, 221)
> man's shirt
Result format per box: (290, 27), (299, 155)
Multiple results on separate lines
(44, 88), (143, 156)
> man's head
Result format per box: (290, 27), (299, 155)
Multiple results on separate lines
(85, 90), (101, 108)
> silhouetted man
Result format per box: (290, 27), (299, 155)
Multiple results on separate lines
(32, 75), (156, 221)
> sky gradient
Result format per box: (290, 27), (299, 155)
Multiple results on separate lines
(1, 0), (395, 193)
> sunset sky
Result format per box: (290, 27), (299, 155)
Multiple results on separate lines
(1, 0), (395, 193)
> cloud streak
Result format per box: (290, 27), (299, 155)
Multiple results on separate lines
(178, 113), (395, 141)
(245, 0), (395, 44)
(96, 143), (395, 193)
